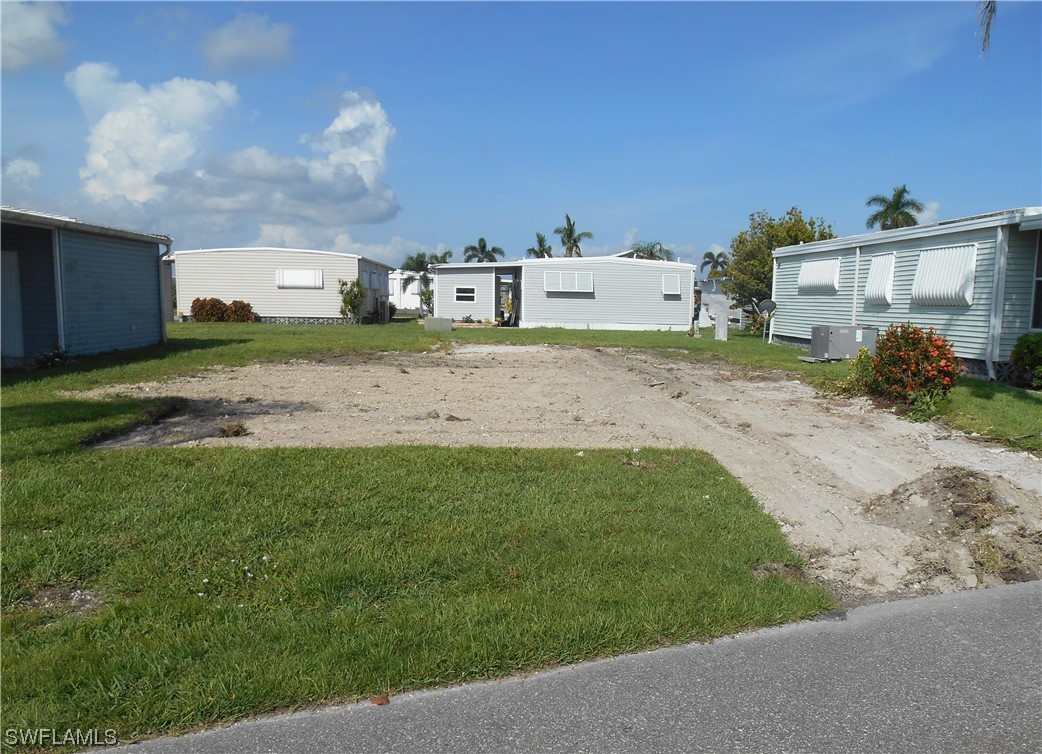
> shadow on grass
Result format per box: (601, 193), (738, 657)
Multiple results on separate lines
(957, 377), (1042, 405)
(0, 338), (248, 388)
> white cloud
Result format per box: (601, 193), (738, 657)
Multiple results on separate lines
(916, 201), (941, 225)
(202, 13), (294, 72)
(66, 63), (239, 202)
(2, 157), (43, 195)
(1, 1), (68, 72)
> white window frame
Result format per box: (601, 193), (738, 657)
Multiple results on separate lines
(911, 244), (976, 307)
(455, 286), (476, 302)
(864, 253), (895, 307)
(662, 274), (681, 296)
(276, 269), (323, 289)
(798, 258), (841, 293)
(544, 270), (594, 293)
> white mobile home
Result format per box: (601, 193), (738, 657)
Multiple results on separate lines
(431, 254), (699, 330)
(174, 247), (393, 323)
(770, 208), (1042, 380)
(388, 269), (425, 311)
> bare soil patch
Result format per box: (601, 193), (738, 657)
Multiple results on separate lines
(81, 344), (1041, 606)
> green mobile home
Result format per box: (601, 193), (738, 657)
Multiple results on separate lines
(770, 207), (1042, 380)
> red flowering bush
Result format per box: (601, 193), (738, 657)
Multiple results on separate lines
(190, 297), (228, 322)
(871, 323), (960, 403)
(225, 300), (257, 322)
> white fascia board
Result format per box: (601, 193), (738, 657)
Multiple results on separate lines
(773, 208), (1039, 259)
(174, 247), (362, 259)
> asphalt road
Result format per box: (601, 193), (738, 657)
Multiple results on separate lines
(118, 581), (1041, 754)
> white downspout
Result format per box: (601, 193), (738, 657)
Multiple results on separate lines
(851, 246), (861, 325)
(768, 258), (778, 344)
(986, 226), (1009, 380)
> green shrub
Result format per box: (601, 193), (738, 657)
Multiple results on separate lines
(387, 303), (397, 320)
(1010, 332), (1042, 389)
(225, 300), (257, 323)
(831, 346), (876, 397)
(190, 297), (228, 322)
(872, 323), (960, 404)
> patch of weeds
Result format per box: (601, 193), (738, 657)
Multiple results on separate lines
(217, 420), (250, 437)
(944, 471), (1006, 530)
(752, 562), (805, 582)
(971, 535), (1029, 582)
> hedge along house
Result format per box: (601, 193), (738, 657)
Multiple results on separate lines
(431, 253), (699, 330)
(769, 207), (1042, 380)
(1, 207), (171, 366)
(173, 248), (393, 324)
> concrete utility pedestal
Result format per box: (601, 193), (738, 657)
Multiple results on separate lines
(715, 316), (728, 341)
(424, 317), (452, 333)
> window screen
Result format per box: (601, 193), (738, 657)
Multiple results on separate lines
(864, 253), (895, 306)
(662, 274), (681, 295)
(798, 258), (840, 293)
(276, 269), (323, 289)
(455, 287), (476, 302)
(911, 244), (976, 307)
(544, 270), (594, 292)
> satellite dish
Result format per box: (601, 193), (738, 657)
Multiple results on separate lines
(756, 299), (777, 316)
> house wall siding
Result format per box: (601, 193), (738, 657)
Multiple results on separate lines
(0, 222), (59, 359)
(175, 249), (366, 319)
(433, 267), (497, 320)
(999, 228), (1040, 358)
(774, 225), (1006, 361)
(520, 259), (694, 329)
(60, 230), (164, 356)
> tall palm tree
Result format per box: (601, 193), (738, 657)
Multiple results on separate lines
(979, 0), (996, 53)
(865, 185), (925, 231)
(554, 214), (593, 258)
(463, 237), (504, 263)
(700, 250), (730, 277)
(630, 241), (674, 261)
(526, 232), (554, 258)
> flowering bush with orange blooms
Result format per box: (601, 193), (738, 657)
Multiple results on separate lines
(871, 323), (960, 403)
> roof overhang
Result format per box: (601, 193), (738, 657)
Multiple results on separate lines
(1, 206), (172, 246)
(773, 207), (1042, 258)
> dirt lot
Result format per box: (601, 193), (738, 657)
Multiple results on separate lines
(85, 343), (1041, 606)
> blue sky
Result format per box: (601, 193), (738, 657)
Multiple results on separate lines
(2, 1), (1040, 268)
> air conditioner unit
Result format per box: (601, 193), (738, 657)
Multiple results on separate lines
(810, 325), (878, 360)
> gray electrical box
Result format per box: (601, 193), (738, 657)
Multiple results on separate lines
(810, 325), (878, 360)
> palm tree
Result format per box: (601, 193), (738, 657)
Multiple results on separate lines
(865, 185), (925, 231)
(401, 249), (452, 291)
(526, 232), (554, 258)
(979, 0), (996, 53)
(553, 214), (593, 258)
(700, 250), (730, 277)
(630, 241), (674, 261)
(463, 237), (504, 263)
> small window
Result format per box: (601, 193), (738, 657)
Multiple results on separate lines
(864, 253), (895, 307)
(455, 286), (476, 302)
(544, 270), (594, 292)
(911, 244), (976, 307)
(276, 269), (323, 289)
(798, 258), (840, 293)
(662, 274), (681, 296)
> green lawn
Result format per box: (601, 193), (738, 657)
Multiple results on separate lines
(2, 320), (1037, 749)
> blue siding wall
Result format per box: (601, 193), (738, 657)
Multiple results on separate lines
(999, 228), (1040, 359)
(774, 225), (1005, 361)
(0, 222), (59, 360)
(60, 231), (164, 355)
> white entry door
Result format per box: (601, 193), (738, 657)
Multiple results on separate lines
(2, 250), (25, 358)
